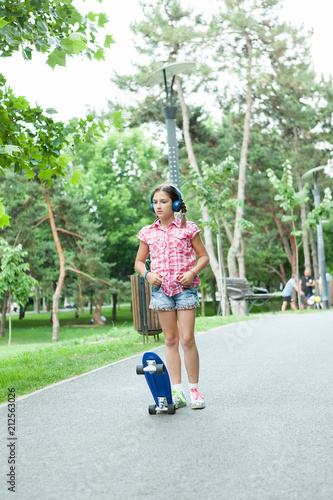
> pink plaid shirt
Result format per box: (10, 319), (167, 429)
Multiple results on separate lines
(137, 217), (201, 296)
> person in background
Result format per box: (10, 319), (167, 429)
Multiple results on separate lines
(281, 275), (298, 312)
(299, 269), (316, 309)
(318, 268), (332, 307)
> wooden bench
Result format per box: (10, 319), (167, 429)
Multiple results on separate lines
(226, 277), (275, 316)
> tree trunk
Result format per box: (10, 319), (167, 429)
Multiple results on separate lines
(210, 280), (217, 315)
(296, 172), (311, 273)
(34, 285), (40, 313)
(309, 224), (319, 288)
(0, 290), (9, 337)
(19, 300), (29, 320)
(227, 36), (252, 315)
(282, 221), (297, 276)
(201, 287), (205, 317)
(272, 209), (293, 268)
(44, 189), (66, 342)
(272, 208), (299, 281)
(227, 35), (252, 281)
(93, 299), (105, 325)
(8, 291), (12, 346)
(237, 237), (246, 278)
(279, 264), (287, 285)
(175, 77), (221, 298)
(112, 293), (117, 322)
(90, 290), (93, 315)
(290, 211), (301, 309)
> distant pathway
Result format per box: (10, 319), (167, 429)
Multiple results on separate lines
(0, 311), (332, 499)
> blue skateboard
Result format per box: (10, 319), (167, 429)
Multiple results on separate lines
(136, 352), (176, 415)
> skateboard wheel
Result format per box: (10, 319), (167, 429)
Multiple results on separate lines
(155, 364), (165, 375)
(167, 404), (176, 414)
(148, 405), (157, 415)
(136, 364), (144, 375)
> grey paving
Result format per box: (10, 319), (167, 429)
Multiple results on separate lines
(0, 311), (332, 499)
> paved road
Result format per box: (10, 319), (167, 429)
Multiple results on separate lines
(0, 311), (332, 500)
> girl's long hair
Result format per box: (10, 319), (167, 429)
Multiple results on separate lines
(151, 184), (187, 227)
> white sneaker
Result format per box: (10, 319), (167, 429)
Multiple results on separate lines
(172, 390), (187, 409)
(190, 388), (205, 409)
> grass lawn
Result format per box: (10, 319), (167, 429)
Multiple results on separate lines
(0, 302), (322, 404)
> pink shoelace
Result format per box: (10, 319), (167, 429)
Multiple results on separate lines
(190, 388), (204, 400)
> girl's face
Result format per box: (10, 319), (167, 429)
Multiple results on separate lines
(152, 191), (174, 220)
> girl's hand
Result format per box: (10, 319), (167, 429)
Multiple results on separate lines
(147, 272), (162, 287)
(178, 271), (195, 287)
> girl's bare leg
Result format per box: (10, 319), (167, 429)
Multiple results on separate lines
(157, 310), (181, 384)
(177, 309), (199, 383)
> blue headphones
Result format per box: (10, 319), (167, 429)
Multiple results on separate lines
(150, 185), (182, 213)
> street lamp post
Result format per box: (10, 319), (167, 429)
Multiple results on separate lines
(302, 166), (331, 309)
(146, 62), (195, 190)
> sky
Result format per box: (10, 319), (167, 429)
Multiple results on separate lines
(1, 0), (333, 122)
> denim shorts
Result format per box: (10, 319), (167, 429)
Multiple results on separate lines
(150, 286), (200, 311)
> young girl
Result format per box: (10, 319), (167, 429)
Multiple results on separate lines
(135, 184), (210, 409)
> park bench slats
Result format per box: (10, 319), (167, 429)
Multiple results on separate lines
(226, 277), (275, 316)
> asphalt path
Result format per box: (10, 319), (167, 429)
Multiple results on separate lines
(0, 311), (332, 500)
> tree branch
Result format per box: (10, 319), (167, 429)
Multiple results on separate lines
(65, 267), (111, 286)
(261, 263), (285, 284)
(56, 228), (84, 239)
(31, 215), (50, 228)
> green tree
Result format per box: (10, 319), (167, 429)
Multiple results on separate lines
(0, 0), (112, 67)
(0, 170), (116, 341)
(206, 0), (315, 278)
(0, 74), (110, 228)
(74, 128), (164, 281)
(255, 30), (333, 279)
(0, 0), (116, 227)
(113, 0), (228, 295)
(185, 156), (240, 315)
(0, 170), (61, 315)
(267, 161), (311, 306)
(0, 239), (37, 344)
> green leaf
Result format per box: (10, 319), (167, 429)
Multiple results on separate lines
(45, 108), (58, 115)
(0, 200), (10, 228)
(0, 18), (9, 29)
(13, 96), (30, 111)
(26, 170), (35, 179)
(93, 48), (105, 61)
(113, 111), (124, 128)
(104, 34), (115, 48)
(97, 13), (109, 28)
(38, 169), (56, 180)
(0, 213), (10, 228)
(68, 32), (87, 42)
(87, 12), (97, 22)
(291, 230), (302, 237)
(68, 171), (82, 187)
(0, 145), (21, 156)
(23, 46), (33, 61)
(47, 49), (67, 69)
(55, 154), (71, 167)
(60, 37), (86, 55)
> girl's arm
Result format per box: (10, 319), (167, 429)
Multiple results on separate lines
(178, 233), (210, 287)
(134, 241), (162, 286)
